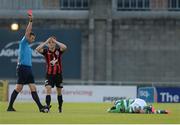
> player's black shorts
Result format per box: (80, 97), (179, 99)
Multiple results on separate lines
(17, 65), (35, 84)
(45, 74), (63, 88)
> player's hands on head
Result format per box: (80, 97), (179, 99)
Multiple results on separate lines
(51, 36), (56, 40)
(45, 37), (53, 44)
(49, 36), (54, 42)
(52, 36), (58, 44)
(49, 37), (53, 42)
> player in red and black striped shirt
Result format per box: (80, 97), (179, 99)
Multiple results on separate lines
(36, 36), (67, 113)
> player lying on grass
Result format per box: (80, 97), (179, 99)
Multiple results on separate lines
(107, 98), (169, 114)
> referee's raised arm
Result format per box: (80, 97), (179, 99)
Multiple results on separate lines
(25, 14), (33, 41)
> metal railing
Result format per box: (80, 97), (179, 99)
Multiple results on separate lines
(60, 0), (89, 10)
(0, 0), (44, 10)
(117, 0), (150, 11)
(168, 0), (180, 10)
(0, 0), (179, 11)
(7, 79), (180, 86)
(117, 0), (180, 11)
(0, 0), (89, 10)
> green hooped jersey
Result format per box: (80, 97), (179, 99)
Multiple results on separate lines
(108, 99), (135, 113)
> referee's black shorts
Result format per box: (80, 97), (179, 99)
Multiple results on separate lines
(16, 65), (35, 84)
(45, 73), (63, 88)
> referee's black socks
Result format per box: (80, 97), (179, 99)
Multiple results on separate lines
(31, 91), (43, 109)
(8, 89), (19, 108)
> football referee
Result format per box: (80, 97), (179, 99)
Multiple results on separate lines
(7, 13), (47, 112)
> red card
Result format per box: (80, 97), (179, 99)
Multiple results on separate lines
(27, 9), (32, 16)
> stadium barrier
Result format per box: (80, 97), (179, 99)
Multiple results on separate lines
(8, 84), (137, 102)
(138, 86), (180, 103)
(138, 87), (157, 103)
(5, 80), (180, 103)
(0, 80), (8, 101)
(156, 87), (180, 103)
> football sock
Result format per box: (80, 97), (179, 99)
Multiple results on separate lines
(31, 91), (43, 109)
(8, 90), (19, 108)
(57, 95), (63, 108)
(155, 110), (168, 114)
(46, 95), (51, 106)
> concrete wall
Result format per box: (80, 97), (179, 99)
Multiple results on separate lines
(112, 19), (180, 82)
(84, 0), (180, 82)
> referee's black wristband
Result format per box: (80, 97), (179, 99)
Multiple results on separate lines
(29, 19), (32, 22)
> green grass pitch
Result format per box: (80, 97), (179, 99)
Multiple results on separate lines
(0, 102), (180, 124)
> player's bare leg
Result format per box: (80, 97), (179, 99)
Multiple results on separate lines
(7, 84), (23, 111)
(56, 87), (63, 113)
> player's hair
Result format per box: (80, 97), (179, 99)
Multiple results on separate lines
(51, 36), (56, 40)
(30, 32), (35, 36)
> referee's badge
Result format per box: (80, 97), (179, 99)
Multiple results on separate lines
(55, 50), (59, 56)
